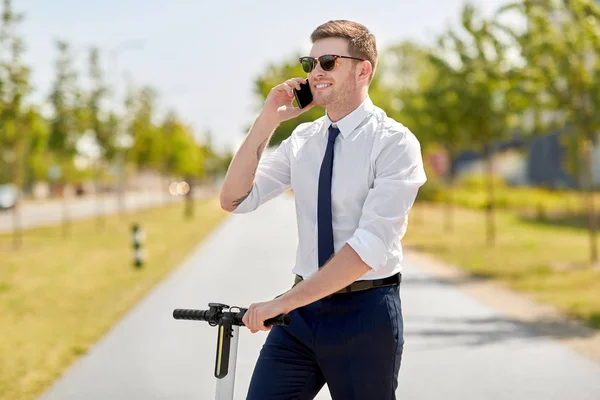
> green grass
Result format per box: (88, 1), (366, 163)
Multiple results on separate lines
(406, 203), (600, 330)
(0, 197), (227, 400)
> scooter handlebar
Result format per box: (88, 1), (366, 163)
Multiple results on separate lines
(173, 306), (290, 327)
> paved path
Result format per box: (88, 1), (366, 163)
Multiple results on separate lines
(0, 188), (213, 234)
(38, 195), (600, 399)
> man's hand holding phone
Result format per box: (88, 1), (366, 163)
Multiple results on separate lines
(261, 78), (314, 124)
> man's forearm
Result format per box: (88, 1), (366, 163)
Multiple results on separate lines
(277, 244), (372, 313)
(220, 113), (279, 211)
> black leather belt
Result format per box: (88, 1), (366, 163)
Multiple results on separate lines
(294, 272), (401, 295)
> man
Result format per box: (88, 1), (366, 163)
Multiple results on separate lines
(220, 20), (426, 399)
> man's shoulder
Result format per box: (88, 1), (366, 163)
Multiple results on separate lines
(370, 105), (419, 146)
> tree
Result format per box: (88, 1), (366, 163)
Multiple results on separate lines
(0, 0), (33, 248)
(439, 3), (521, 246)
(127, 84), (170, 202)
(48, 40), (85, 236)
(22, 106), (49, 187)
(376, 40), (438, 122)
(423, 47), (472, 232)
(84, 46), (112, 227)
(160, 110), (202, 178)
(128, 85), (162, 170)
(501, 0), (600, 263)
(158, 109), (205, 218)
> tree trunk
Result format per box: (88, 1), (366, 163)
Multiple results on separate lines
(162, 160), (170, 206)
(444, 184), (453, 233)
(583, 138), (597, 265)
(117, 151), (126, 216)
(62, 182), (70, 237)
(11, 140), (24, 249)
(484, 142), (496, 246)
(444, 146), (454, 233)
(95, 161), (104, 229)
(11, 199), (22, 249)
(11, 183), (22, 250)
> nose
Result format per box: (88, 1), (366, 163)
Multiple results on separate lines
(310, 63), (325, 80)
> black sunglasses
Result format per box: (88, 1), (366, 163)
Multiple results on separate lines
(299, 54), (365, 73)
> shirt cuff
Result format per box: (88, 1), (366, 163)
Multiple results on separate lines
(346, 228), (389, 271)
(230, 197), (256, 214)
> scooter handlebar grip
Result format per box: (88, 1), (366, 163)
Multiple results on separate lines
(264, 313), (291, 326)
(173, 309), (209, 321)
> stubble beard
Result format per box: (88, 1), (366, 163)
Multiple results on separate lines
(321, 76), (356, 117)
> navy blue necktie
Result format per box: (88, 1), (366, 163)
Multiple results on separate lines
(317, 124), (340, 268)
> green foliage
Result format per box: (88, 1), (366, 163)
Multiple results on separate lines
(22, 106), (50, 184)
(47, 40), (83, 179)
(422, 171), (586, 213)
(0, 0), (222, 196)
(500, 0), (600, 178)
(498, 0), (600, 260)
(245, 1), (599, 254)
(0, 0), (598, 230)
(0, 0), (32, 187)
(127, 85), (162, 169)
(377, 41), (439, 146)
(456, 173), (508, 192)
(85, 46), (115, 162)
(124, 89), (209, 179)
(160, 110), (203, 177)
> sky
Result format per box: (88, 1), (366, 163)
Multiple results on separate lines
(19, 0), (512, 153)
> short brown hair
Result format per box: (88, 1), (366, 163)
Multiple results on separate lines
(310, 20), (377, 82)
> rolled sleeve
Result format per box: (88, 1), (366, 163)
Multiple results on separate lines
(231, 136), (292, 214)
(346, 129), (427, 270)
(346, 228), (389, 270)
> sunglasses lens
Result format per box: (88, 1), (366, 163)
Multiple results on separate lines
(320, 56), (336, 71)
(300, 58), (314, 73)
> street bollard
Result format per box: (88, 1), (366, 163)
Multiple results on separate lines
(131, 223), (145, 267)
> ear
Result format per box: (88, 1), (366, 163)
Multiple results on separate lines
(356, 60), (372, 83)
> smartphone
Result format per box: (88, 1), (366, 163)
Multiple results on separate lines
(293, 79), (313, 109)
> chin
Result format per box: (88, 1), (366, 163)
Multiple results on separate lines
(313, 98), (327, 107)
(313, 93), (333, 107)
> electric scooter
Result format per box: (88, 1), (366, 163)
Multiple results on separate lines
(173, 303), (290, 400)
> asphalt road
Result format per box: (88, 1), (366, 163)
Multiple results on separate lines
(38, 195), (600, 400)
(0, 191), (187, 234)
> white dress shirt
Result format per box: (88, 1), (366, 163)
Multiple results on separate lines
(232, 96), (427, 281)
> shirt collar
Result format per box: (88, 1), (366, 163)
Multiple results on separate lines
(324, 96), (374, 139)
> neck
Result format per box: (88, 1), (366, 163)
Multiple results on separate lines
(326, 87), (368, 122)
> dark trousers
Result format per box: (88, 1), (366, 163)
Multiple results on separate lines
(246, 284), (404, 400)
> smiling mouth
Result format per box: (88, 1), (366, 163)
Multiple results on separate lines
(314, 83), (332, 91)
